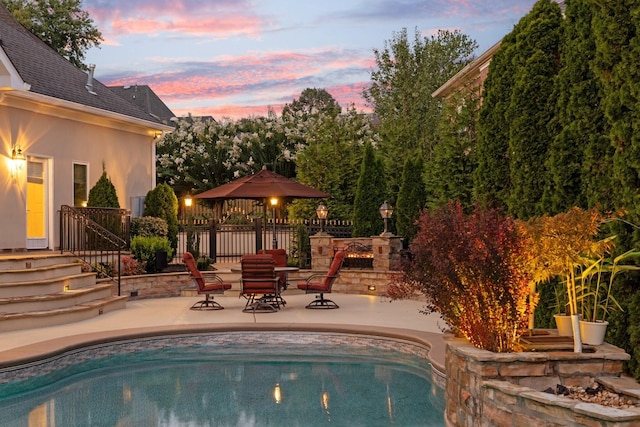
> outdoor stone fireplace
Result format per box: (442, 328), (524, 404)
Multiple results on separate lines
(338, 241), (374, 269)
(309, 234), (403, 295)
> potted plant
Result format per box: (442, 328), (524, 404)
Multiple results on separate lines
(577, 249), (640, 345)
(519, 207), (614, 352)
(551, 281), (574, 336)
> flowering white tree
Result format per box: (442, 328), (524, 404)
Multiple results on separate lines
(156, 112), (298, 198)
(156, 91), (381, 221)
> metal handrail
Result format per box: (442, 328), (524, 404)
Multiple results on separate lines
(59, 205), (129, 296)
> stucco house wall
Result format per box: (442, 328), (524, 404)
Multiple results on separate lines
(0, 4), (173, 252)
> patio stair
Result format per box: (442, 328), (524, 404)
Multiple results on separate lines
(0, 253), (127, 332)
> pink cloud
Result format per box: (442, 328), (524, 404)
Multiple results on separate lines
(168, 80), (373, 121)
(108, 15), (264, 37)
(87, 0), (269, 38)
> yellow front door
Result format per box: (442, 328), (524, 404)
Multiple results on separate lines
(26, 158), (49, 249)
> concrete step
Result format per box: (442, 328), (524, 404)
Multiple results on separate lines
(0, 252), (128, 332)
(0, 296), (128, 332)
(0, 273), (97, 298)
(0, 283), (113, 314)
(0, 254), (80, 270)
(0, 262), (82, 283)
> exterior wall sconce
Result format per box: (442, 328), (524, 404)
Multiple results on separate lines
(368, 285), (376, 291)
(184, 195), (193, 207)
(11, 145), (26, 176)
(316, 201), (328, 234)
(379, 200), (394, 236)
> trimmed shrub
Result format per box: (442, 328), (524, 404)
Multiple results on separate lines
(143, 184), (179, 252)
(130, 235), (173, 273)
(197, 257), (213, 271)
(88, 169), (120, 208)
(130, 216), (168, 238)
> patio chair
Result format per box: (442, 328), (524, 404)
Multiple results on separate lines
(240, 254), (281, 312)
(297, 250), (346, 309)
(183, 252), (232, 310)
(258, 248), (288, 290)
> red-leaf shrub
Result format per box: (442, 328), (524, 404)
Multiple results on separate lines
(389, 201), (532, 352)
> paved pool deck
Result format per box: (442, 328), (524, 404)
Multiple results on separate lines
(0, 293), (448, 374)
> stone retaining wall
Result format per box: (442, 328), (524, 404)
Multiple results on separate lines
(111, 272), (193, 299)
(113, 269), (405, 300)
(445, 335), (640, 426)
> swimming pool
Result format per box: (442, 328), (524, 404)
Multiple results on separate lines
(0, 332), (445, 426)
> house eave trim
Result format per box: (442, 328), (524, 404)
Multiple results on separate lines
(432, 40), (502, 99)
(0, 89), (174, 134)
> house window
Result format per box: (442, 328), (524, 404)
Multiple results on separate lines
(73, 163), (88, 207)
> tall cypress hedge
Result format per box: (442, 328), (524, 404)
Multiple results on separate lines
(352, 143), (387, 237)
(396, 156), (427, 244)
(506, 0), (563, 220)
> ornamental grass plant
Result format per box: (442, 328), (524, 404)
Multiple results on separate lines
(388, 201), (532, 352)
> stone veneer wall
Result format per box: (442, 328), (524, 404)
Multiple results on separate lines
(112, 269), (405, 300)
(305, 233), (405, 296)
(110, 272), (193, 299)
(445, 335), (640, 426)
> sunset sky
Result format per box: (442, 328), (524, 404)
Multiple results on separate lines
(83, 0), (538, 120)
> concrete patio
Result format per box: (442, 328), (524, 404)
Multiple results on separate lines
(0, 292), (447, 374)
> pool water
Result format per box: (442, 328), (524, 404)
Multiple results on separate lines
(0, 333), (446, 426)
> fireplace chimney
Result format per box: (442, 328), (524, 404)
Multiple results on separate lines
(85, 64), (97, 95)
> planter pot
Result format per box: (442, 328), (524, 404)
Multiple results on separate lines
(155, 250), (168, 272)
(579, 320), (609, 345)
(554, 314), (574, 337)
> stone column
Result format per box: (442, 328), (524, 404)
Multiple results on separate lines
(371, 235), (403, 271)
(310, 233), (333, 270)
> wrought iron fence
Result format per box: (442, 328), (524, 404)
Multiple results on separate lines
(59, 206), (130, 295)
(174, 218), (353, 267)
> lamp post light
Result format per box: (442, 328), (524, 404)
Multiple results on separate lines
(270, 197), (278, 249)
(379, 200), (394, 236)
(316, 201), (328, 234)
(184, 195), (193, 222)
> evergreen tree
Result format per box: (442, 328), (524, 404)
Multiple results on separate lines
(429, 89), (479, 211)
(352, 143), (386, 237)
(474, 32), (517, 211)
(2, 0), (102, 69)
(506, 0), (563, 219)
(364, 28), (477, 201)
(281, 88), (341, 120)
(543, 0), (612, 214)
(87, 168), (119, 208)
(143, 183), (179, 252)
(396, 156), (427, 244)
(289, 105), (374, 220)
(591, 0), (640, 221)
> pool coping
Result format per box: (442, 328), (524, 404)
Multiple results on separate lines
(0, 323), (447, 377)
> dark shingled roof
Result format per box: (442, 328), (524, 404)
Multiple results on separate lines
(0, 4), (162, 125)
(109, 85), (176, 125)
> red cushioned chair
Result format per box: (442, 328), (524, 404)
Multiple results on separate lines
(297, 250), (346, 309)
(258, 248), (288, 290)
(240, 254), (281, 312)
(183, 252), (232, 310)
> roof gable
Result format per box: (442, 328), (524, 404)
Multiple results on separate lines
(0, 4), (162, 125)
(109, 85), (176, 125)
